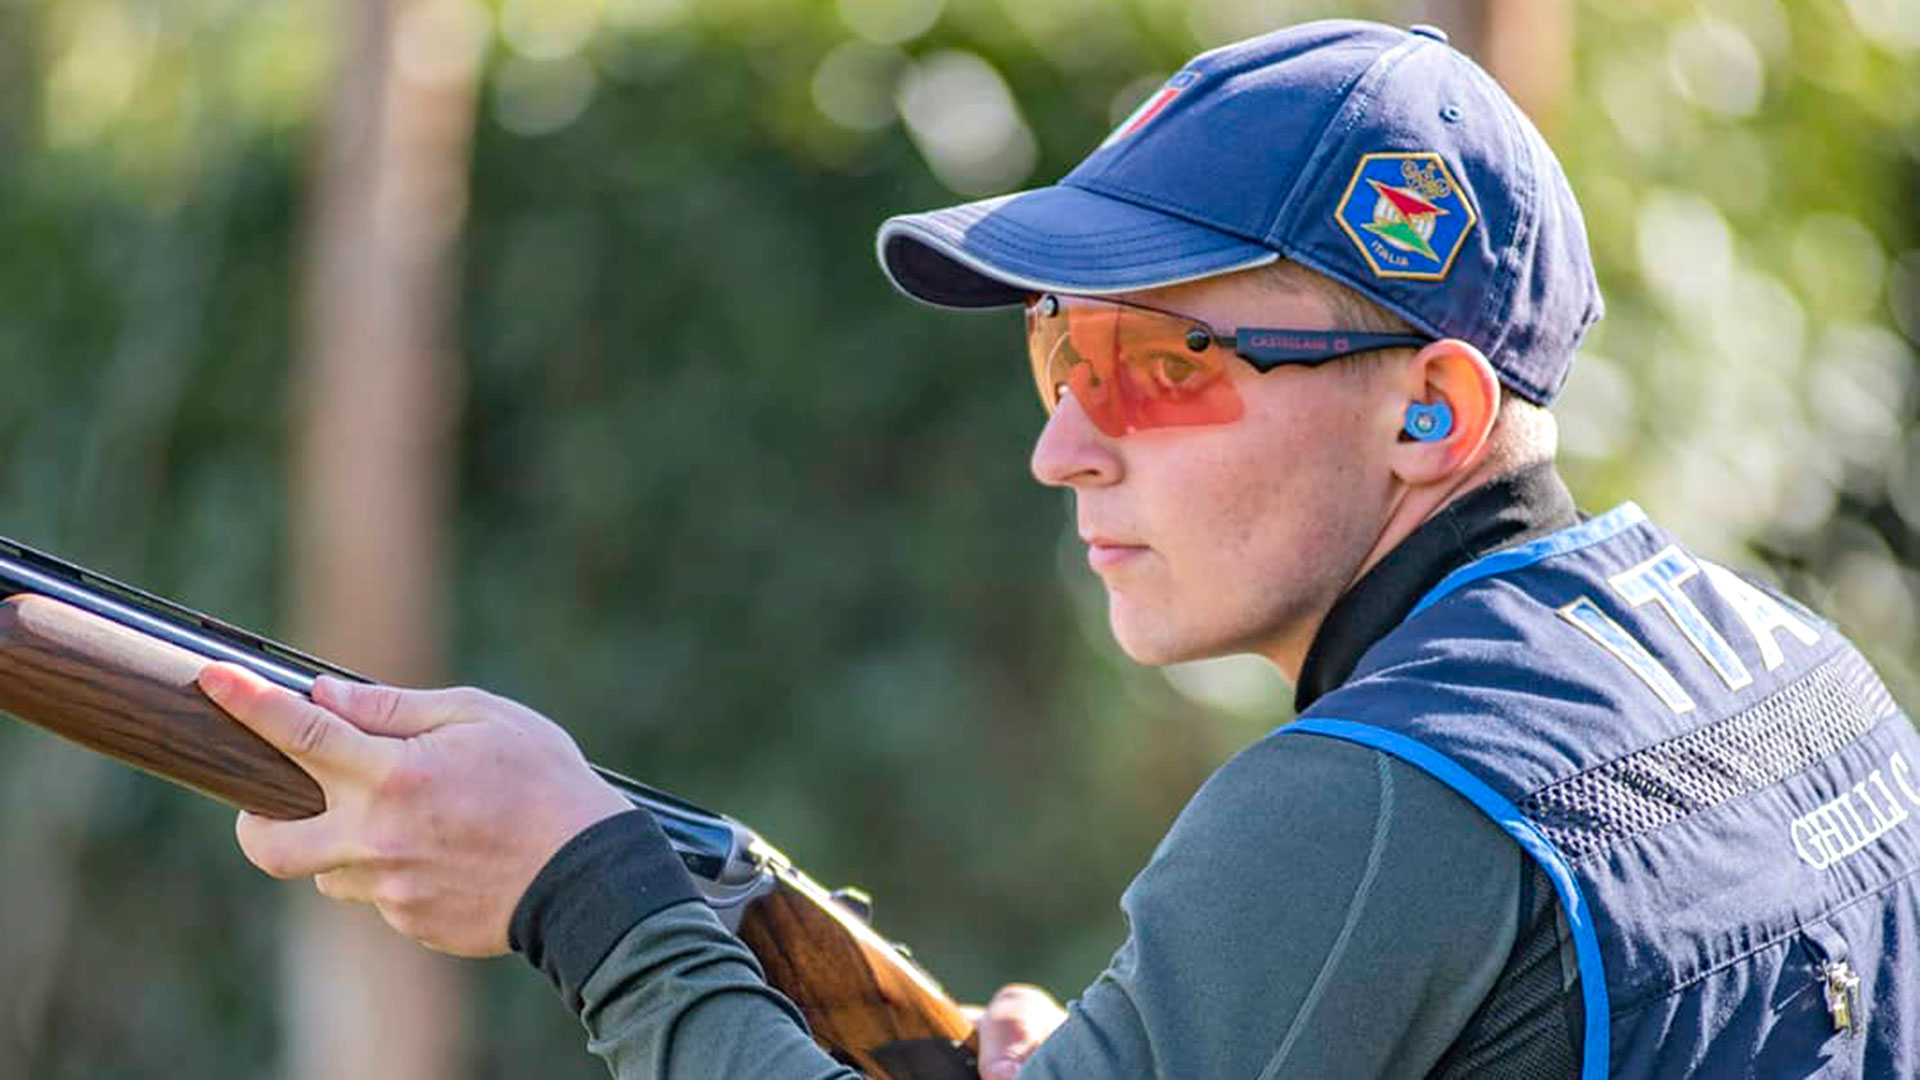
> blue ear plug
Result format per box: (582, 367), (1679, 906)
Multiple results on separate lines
(1404, 402), (1453, 442)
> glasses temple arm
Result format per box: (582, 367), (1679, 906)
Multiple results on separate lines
(1222, 330), (1433, 370)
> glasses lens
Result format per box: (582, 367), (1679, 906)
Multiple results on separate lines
(1026, 296), (1243, 437)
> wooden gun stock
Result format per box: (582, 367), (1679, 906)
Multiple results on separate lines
(739, 869), (979, 1078)
(0, 592), (978, 1079)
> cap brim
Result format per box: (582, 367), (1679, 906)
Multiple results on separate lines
(876, 182), (1279, 309)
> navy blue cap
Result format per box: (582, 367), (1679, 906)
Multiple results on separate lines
(876, 20), (1603, 405)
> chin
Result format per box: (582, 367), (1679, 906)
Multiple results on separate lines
(1107, 610), (1225, 667)
(1107, 595), (1296, 669)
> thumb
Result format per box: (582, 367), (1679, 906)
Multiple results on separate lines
(312, 677), (456, 738)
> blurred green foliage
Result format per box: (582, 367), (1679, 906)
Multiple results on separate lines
(0, 0), (1914, 1075)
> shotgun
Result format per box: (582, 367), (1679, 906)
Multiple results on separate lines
(0, 535), (979, 1080)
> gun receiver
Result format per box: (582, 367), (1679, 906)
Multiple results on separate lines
(0, 537), (978, 1079)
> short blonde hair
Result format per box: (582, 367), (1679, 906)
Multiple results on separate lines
(1248, 260), (1420, 336)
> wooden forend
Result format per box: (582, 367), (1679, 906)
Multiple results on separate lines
(0, 594), (982, 1074)
(0, 594), (325, 819)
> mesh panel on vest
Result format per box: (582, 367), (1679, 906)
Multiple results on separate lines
(1430, 860), (1580, 1080)
(1522, 649), (1898, 862)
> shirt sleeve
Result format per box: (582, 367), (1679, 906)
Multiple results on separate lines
(1018, 732), (1524, 1080)
(515, 733), (1526, 1079)
(510, 810), (857, 1079)
(577, 901), (860, 1080)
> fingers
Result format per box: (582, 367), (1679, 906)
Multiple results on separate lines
(312, 676), (482, 739)
(313, 866), (382, 904)
(219, 671), (599, 958)
(316, 860), (496, 960)
(985, 984), (1056, 1012)
(235, 810), (363, 881)
(977, 984), (1067, 1080)
(980, 1042), (1027, 1080)
(201, 663), (389, 780)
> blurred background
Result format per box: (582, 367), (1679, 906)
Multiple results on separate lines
(0, 0), (1914, 1075)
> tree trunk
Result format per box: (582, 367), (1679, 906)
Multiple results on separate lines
(287, 0), (481, 1076)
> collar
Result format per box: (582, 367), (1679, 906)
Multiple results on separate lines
(1293, 461), (1579, 712)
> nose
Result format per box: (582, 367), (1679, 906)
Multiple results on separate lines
(1030, 390), (1122, 489)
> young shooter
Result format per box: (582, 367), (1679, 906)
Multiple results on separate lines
(204, 20), (1920, 1078)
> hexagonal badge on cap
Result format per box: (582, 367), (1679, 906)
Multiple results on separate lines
(1335, 152), (1478, 281)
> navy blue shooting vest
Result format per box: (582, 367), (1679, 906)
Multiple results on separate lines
(1288, 504), (1920, 1078)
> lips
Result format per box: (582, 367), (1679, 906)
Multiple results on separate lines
(1082, 533), (1149, 572)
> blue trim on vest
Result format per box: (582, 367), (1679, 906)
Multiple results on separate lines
(1285, 718), (1611, 1080)
(1408, 502), (1649, 619)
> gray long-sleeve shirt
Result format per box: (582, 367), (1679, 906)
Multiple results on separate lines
(511, 464), (1585, 1077)
(568, 737), (1533, 1078)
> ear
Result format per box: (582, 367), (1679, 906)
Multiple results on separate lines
(1387, 338), (1500, 486)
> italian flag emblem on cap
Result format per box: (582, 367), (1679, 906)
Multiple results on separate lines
(1335, 151), (1478, 281)
(1100, 71), (1199, 149)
